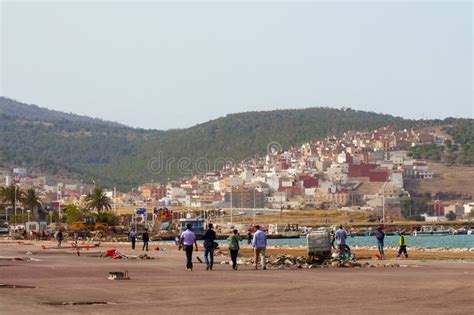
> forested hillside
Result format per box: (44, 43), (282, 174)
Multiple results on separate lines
(0, 97), (471, 190)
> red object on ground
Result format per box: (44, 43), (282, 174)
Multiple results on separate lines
(17, 241), (22, 244)
(41, 245), (47, 250)
(76, 250), (80, 256)
(373, 253), (381, 260)
(105, 249), (117, 257)
(155, 246), (160, 251)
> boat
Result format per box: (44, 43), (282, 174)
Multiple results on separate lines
(300, 226), (313, 237)
(413, 225), (451, 236)
(268, 223), (301, 238)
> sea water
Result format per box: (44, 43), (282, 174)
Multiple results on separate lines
(262, 235), (474, 249)
(163, 235), (474, 249)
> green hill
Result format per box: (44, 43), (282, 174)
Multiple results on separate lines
(0, 97), (471, 190)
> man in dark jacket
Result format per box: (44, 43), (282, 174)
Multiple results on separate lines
(202, 223), (217, 270)
(142, 229), (149, 252)
(375, 226), (385, 260)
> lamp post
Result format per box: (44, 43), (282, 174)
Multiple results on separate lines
(230, 188), (233, 225)
(381, 181), (388, 223)
(14, 185), (17, 221)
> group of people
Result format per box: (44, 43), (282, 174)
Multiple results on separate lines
(127, 223), (409, 270)
(334, 224), (409, 260)
(177, 223), (268, 271)
(128, 228), (149, 252)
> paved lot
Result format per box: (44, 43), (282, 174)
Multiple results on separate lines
(1, 241), (473, 314)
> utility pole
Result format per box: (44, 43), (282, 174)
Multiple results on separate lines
(113, 186), (117, 215)
(12, 185), (17, 239)
(230, 188), (233, 225)
(381, 181), (388, 223)
(253, 187), (256, 226)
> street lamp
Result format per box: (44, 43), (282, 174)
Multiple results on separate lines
(381, 181), (389, 223)
(14, 185), (17, 221)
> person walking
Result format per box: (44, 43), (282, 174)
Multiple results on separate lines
(396, 231), (408, 259)
(179, 223), (198, 271)
(247, 229), (252, 245)
(375, 226), (385, 260)
(334, 225), (348, 257)
(129, 228), (137, 251)
(56, 229), (63, 248)
(202, 223), (217, 270)
(227, 229), (242, 270)
(142, 229), (149, 252)
(252, 225), (267, 270)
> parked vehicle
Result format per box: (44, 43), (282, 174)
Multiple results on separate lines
(25, 221), (48, 233)
(0, 222), (9, 234)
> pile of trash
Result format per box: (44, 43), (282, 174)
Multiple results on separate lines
(218, 252), (403, 270)
(99, 248), (156, 260)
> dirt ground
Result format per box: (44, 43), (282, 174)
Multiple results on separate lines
(405, 162), (474, 197)
(1, 240), (473, 315)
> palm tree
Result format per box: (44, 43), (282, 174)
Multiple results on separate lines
(85, 188), (112, 212)
(21, 188), (43, 220)
(0, 185), (24, 223)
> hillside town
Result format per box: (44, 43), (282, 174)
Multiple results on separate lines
(1, 126), (473, 223)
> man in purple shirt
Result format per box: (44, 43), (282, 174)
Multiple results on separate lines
(179, 223), (198, 271)
(252, 225), (267, 270)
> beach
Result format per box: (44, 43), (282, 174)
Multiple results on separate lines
(1, 240), (473, 314)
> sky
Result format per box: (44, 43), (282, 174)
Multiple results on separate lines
(1, 0), (472, 129)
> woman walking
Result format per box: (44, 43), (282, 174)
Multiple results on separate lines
(226, 229), (242, 270)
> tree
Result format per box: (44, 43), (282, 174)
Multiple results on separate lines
(85, 188), (112, 212)
(445, 211), (457, 221)
(0, 185), (24, 223)
(65, 204), (82, 225)
(21, 188), (43, 220)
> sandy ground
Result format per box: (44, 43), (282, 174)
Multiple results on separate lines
(1, 240), (474, 315)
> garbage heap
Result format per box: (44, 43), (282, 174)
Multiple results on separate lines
(99, 249), (156, 260)
(229, 253), (402, 269)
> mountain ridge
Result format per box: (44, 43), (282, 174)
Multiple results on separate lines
(0, 96), (471, 190)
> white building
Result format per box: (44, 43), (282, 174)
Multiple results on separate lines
(464, 203), (474, 215)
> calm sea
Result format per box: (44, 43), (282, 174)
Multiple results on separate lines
(267, 235), (474, 249)
(210, 235), (474, 249)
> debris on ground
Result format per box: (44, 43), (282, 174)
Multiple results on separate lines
(218, 252), (402, 269)
(108, 270), (130, 280)
(98, 249), (155, 260)
(0, 257), (42, 262)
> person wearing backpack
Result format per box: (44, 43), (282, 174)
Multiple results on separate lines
(227, 229), (242, 270)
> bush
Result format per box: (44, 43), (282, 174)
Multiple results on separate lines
(96, 212), (118, 226)
(445, 211), (457, 221)
(65, 205), (82, 225)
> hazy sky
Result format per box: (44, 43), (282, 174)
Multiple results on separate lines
(1, 1), (472, 129)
